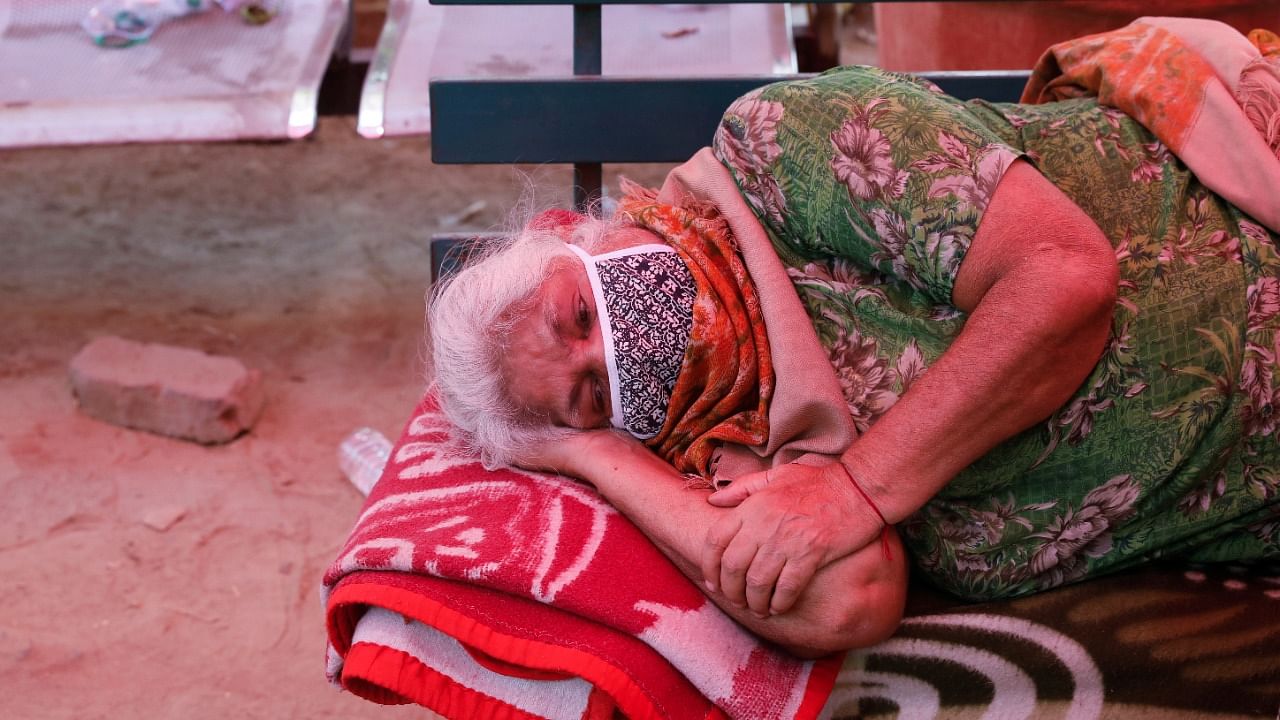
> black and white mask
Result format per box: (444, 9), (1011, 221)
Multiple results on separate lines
(567, 244), (696, 439)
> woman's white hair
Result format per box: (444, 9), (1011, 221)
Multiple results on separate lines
(427, 209), (625, 468)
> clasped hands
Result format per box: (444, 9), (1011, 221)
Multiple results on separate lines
(702, 461), (886, 618)
(512, 432), (888, 620)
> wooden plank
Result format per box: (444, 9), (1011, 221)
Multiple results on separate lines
(429, 73), (1030, 164)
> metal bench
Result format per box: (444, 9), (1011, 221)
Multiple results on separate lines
(426, 0), (1034, 279)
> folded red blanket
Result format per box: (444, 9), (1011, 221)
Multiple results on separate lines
(323, 391), (841, 719)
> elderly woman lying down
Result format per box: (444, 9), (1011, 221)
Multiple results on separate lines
(429, 46), (1280, 656)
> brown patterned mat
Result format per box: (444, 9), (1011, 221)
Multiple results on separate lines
(826, 562), (1280, 719)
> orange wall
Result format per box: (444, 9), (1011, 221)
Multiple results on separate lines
(876, 1), (1280, 71)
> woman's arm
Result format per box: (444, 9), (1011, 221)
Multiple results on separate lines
(705, 160), (1119, 615)
(853, 159), (1119, 514)
(844, 156), (1116, 512)
(533, 429), (907, 657)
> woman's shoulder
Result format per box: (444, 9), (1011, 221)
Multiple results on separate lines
(753, 65), (956, 103)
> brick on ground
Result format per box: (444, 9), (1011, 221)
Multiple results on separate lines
(69, 336), (265, 444)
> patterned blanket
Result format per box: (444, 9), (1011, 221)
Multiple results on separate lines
(833, 562), (1280, 718)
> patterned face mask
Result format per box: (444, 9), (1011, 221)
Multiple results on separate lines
(567, 244), (696, 439)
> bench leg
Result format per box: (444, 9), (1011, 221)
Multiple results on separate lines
(574, 162), (603, 212)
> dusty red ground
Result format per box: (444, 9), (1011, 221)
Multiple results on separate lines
(0, 118), (665, 719)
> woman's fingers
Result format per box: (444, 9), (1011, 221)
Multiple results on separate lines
(708, 524), (820, 617)
(718, 533), (760, 610)
(703, 514), (765, 610)
(703, 463), (870, 618)
(743, 547), (787, 617)
(701, 514), (742, 594)
(707, 468), (775, 507)
(769, 555), (822, 616)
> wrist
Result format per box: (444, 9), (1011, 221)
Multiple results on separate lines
(572, 430), (644, 490)
(837, 448), (900, 524)
(828, 458), (896, 561)
(830, 461), (888, 525)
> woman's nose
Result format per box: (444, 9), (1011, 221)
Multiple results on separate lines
(585, 317), (607, 370)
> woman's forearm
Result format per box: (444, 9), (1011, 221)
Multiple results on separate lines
(844, 161), (1119, 523)
(572, 432), (907, 655)
(843, 262), (1114, 521)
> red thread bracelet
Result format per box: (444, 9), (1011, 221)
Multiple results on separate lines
(834, 462), (893, 561)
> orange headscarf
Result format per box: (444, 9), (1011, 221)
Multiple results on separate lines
(1249, 28), (1280, 58)
(616, 180), (775, 478)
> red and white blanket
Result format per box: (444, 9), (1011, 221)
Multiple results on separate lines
(322, 391), (841, 719)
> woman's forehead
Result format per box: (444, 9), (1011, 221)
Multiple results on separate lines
(544, 254), (588, 301)
(498, 255), (583, 324)
(506, 257), (590, 341)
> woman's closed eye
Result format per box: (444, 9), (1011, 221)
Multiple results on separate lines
(592, 376), (605, 414)
(576, 294), (591, 333)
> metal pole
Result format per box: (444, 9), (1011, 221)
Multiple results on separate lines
(573, 4), (602, 75)
(572, 4), (603, 211)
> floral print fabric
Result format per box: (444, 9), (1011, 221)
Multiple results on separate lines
(713, 66), (1280, 600)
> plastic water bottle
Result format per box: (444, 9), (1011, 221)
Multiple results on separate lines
(338, 427), (393, 497)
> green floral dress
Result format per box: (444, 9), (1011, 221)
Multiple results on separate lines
(712, 66), (1280, 601)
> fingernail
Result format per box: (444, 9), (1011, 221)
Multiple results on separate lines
(703, 580), (716, 593)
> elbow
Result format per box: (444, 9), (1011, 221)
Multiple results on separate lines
(777, 545), (909, 658)
(1071, 216), (1120, 314)
(783, 604), (904, 659)
(1073, 258), (1119, 350)
(1082, 246), (1120, 320)
(1030, 230), (1118, 360)
(1069, 244), (1120, 358)
(1037, 226), (1119, 321)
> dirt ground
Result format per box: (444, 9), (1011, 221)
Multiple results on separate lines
(0, 117), (668, 719)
